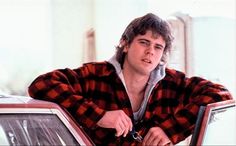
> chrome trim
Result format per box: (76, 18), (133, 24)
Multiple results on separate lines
(0, 108), (52, 114)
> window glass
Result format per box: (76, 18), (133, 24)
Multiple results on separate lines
(0, 114), (80, 145)
(202, 106), (236, 145)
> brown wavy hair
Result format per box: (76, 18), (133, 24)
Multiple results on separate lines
(115, 13), (174, 67)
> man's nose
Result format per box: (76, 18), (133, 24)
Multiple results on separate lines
(145, 46), (154, 55)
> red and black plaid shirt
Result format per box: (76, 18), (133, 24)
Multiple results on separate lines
(28, 62), (232, 145)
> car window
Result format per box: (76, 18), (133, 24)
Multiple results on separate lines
(0, 114), (80, 146)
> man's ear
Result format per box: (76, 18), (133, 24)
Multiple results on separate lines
(119, 39), (128, 53)
(123, 46), (128, 53)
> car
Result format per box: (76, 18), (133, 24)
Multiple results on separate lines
(0, 93), (94, 146)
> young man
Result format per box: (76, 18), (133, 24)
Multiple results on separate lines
(28, 13), (232, 145)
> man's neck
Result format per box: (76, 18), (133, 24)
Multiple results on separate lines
(122, 68), (150, 112)
(122, 68), (149, 94)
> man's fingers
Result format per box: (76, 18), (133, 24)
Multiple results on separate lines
(116, 117), (130, 137)
(142, 127), (171, 146)
(142, 129), (151, 144)
(142, 132), (152, 145)
(152, 137), (162, 146)
(119, 112), (133, 137)
(125, 115), (133, 131)
(163, 141), (172, 146)
(98, 110), (133, 137)
(143, 134), (162, 146)
(115, 124), (124, 137)
(121, 118), (132, 137)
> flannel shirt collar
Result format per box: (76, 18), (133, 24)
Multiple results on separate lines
(83, 62), (117, 77)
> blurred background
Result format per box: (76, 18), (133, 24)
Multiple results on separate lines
(0, 0), (235, 97)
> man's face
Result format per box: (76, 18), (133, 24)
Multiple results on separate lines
(123, 30), (166, 76)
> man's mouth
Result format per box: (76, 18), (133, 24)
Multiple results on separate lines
(142, 59), (152, 64)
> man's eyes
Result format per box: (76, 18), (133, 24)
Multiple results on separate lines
(139, 41), (149, 46)
(155, 46), (163, 50)
(139, 41), (163, 50)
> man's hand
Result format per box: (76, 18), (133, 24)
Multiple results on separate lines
(142, 127), (172, 146)
(97, 110), (133, 137)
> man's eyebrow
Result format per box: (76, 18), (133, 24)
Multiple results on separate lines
(137, 38), (149, 42)
(138, 38), (164, 48)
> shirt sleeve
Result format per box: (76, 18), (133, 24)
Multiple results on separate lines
(150, 70), (233, 144)
(28, 67), (106, 129)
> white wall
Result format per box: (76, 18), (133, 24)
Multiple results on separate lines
(0, 0), (53, 94)
(51, 0), (93, 68)
(192, 17), (236, 96)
